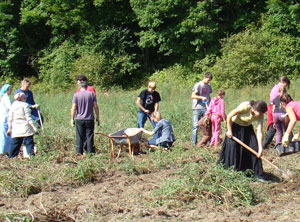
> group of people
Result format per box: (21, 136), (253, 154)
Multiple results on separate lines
(0, 79), (41, 158)
(71, 77), (175, 155)
(192, 74), (300, 182)
(2, 73), (300, 182)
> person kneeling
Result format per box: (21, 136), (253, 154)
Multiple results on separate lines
(142, 112), (175, 150)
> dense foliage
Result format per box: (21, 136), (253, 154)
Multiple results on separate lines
(0, 0), (299, 88)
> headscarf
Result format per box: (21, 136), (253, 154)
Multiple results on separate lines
(0, 84), (11, 98)
(14, 92), (27, 101)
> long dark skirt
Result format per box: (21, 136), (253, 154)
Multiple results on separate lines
(218, 123), (264, 177)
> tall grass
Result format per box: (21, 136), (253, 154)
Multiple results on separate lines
(1, 77), (300, 209)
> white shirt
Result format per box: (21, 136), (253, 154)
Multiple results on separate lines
(8, 101), (35, 138)
(0, 94), (11, 123)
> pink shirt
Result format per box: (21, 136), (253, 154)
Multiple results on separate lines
(269, 83), (281, 103)
(76, 86), (96, 96)
(206, 97), (226, 120)
(286, 101), (300, 121)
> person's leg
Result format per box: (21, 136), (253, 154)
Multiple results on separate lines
(75, 119), (85, 154)
(273, 113), (284, 144)
(137, 111), (148, 128)
(210, 116), (221, 146)
(262, 124), (276, 149)
(9, 137), (23, 158)
(85, 119), (95, 154)
(23, 136), (35, 156)
(214, 117), (222, 146)
(192, 109), (206, 145)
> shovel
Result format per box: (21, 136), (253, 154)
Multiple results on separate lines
(232, 136), (293, 180)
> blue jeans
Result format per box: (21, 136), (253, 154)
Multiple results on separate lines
(192, 108), (207, 145)
(149, 138), (173, 148)
(9, 136), (34, 158)
(137, 111), (159, 139)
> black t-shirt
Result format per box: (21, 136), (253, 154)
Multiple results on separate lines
(273, 96), (285, 113)
(138, 89), (161, 113)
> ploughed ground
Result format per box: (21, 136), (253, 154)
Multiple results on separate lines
(0, 147), (300, 222)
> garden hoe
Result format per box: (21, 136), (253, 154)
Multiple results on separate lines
(232, 136), (294, 180)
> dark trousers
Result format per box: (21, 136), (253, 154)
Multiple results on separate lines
(263, 123), (293, 149)
(263, 124), (276, 149)
(75, 119), (95, 154)
(9, 136), (34, 158)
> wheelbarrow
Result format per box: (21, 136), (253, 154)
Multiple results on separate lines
(96, 128), (143, 159)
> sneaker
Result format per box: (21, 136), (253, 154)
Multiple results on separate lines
(254, 176), (269, 183)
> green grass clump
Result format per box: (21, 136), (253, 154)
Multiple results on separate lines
(153, 163), (257, 208)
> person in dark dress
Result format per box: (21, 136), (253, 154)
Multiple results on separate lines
(218, 100), (268, 182)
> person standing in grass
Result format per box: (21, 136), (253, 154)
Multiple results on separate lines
(71, 78), (100, 155)
(191, 72), (213, 145)
(136, 81), (161, 139)
(14, 78), (42, 128)
(142, 111), (175, 150)
(204, 89), (226, 147)
(218, 100), (268, 182)
(0, 84), (12, 154)
(263, 76), (290, 149)
(7, 92), (37, 158)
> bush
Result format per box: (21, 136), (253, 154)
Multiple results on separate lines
(205, 30), (299, 88)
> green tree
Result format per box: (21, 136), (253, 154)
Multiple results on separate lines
(0, 0), (23, 79)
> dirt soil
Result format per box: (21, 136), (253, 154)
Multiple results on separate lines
(1, 152), (300, 222)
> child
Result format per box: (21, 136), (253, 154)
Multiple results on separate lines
(136, 81), (161, 139)
(197, 116), (212, 147)
(272, 87), (287, 145)
(191, 72), (213, 145)
(263, 76), (290, 149)
(142, 112), (175, 150)
(205, 89), (226, 147)
(7, 92), (37, 158)
(218, 100), (268, 182)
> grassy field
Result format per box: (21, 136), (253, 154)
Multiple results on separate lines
(0, 80), (300, 221)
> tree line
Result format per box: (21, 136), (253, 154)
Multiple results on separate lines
(0, 0), (299, 89)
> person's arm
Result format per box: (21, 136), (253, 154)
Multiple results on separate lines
(142, 128), (155, 136)
(256, 121), (263, 158)
(94, 101), (100, 125)
(282, 106), (297, 146)
(24, 105), (37, 133)
(190, 91), (207, 101)
(226, 108), (239, 138)
(285, 106), (297, 135)
(220, 100), (226, 121)
(154, 102), (159, 112)
(70, 103), (76, 126)
(272, 104), (275, 113)
(136, 97), (149, 113)
(7, 109), (13, 135)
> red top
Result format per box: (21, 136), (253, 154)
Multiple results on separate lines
(76, 86), (96, 96)
(266, 104), (273, 130)
(286, 101), (300, 121)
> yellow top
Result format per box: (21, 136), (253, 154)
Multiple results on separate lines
(232, 101), (264, 126)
